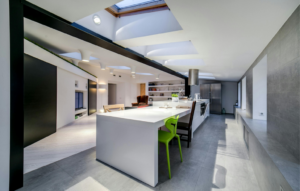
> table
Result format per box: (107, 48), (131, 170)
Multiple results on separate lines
(96, 106), (191, 187)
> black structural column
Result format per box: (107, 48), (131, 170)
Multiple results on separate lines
(9, 0), (24, 190)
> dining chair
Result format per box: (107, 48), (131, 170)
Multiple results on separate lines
(177, 101), (196, 148)
(158, 115), (183, 179)
(103, 104), (125, 113)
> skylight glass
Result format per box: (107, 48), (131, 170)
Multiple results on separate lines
(60, 52), (98, 60)
(108, 66), (131, 70)
(115, 0), (161, 9)
(136, 73), (153, 75)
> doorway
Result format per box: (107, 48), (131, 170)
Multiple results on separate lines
(140, 83), (145, 95)
(108, 83), (117, 105)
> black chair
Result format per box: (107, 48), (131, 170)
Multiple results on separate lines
(177, 101), (196, 148)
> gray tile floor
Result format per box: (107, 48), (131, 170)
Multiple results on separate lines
(18, 114), (260, 191)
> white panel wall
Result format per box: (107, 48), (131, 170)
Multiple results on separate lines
(0, 0), (10, 190)
(253, 55), (267, 120)
(57, 68), (89, 129)
(242, 77), (247, 110)
(79, 63), (139, 110)
(75, 10), (116, 40)
(114, 10), (182, 41)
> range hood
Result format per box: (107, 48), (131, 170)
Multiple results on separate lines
(188, 69), (199, 86)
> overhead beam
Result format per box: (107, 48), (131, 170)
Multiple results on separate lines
(23, 2), (186, 80)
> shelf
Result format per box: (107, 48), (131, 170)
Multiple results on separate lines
(148, 84), (185, 87)
(75, 113), (87, 120)
(75, 108), (87, 114)
(149, 91), (185, 92)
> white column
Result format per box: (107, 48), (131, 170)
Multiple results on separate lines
(0, 0), (11, 190)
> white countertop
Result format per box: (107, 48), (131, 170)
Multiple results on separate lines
(97, 106), (190, 123)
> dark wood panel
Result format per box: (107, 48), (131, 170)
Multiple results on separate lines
(9, 0), (24, 189)
(88, 79), (97, 115)
(24, 54), (57, 147)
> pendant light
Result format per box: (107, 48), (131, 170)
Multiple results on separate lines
(188, 69), (199, 86)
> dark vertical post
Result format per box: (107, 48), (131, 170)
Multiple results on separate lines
(185, 78), (190, 97)
(9, 0), (24, 190)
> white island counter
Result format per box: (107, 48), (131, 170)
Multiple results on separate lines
(96, 100), (209, 187)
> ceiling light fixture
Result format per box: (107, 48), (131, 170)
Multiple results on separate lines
(99, 63), (106, 70)
(132, 74), (136, 78)
(93, 15), (101, 25)
(110, 69), (114, 74)
(131, 66), (136, 73)
(79, 49), (92, 63)
(156, 74), (160, 79)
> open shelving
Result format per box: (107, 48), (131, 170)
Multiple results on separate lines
(148, 80), (185, 102)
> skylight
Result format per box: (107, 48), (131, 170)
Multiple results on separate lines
(179, 72), (216, 79)
(136, 73), (153, 75)
(108, 66), (131, 70)
(115, 0), (161, 9)
(60, 52), (98, 60)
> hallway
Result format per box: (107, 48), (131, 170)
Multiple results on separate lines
(20, 114), (260, 191)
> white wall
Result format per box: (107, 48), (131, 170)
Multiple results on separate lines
(75, 10), (116, 40)
(57, 68), (89, 129)
(0, 0), (10, 190)
(253, 55), (267, 120)
(114, 10), (182, 41)
(242, 77), (247, 110)
(79, 63), (139, 110)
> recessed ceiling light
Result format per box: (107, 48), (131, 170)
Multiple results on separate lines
(82, 59), (89, 62)
(93, 15), (101, 25)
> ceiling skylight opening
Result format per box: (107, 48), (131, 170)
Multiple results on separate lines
(198, 76), (216, 79)
(163, 59), (205, 66)
(115, 0), (161, 9)
(60, 52), (98, 61)
(136, 73), (153, 75)
(108, 66), (131, 70)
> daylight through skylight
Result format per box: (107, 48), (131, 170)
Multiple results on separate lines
(115, 0), (161, 9)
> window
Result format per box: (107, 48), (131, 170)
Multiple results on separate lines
(242, 77), (246, 110)
(115, 0), (161, 9)
(75, 92), (83, 110)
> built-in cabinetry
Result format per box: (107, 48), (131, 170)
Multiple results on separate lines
(148, 80), (185, 103)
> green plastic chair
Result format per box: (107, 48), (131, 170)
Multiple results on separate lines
(158, 115), (183, 179)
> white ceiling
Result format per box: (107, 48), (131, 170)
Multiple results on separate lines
(26, 0), (299, 81)
(26, 0), (120, 22)
(24, 18), (182, 81)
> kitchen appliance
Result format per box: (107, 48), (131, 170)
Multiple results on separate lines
(200, 83), (222, 114)
(200, 103), (206, 116)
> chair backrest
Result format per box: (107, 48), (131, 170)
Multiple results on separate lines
(164, 115), (179, 136)
(103, 104), (125, 113)
(137, 95), (149, 105)
(188, 101), (197, 129)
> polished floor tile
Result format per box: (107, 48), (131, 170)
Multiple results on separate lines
(19, 114), (260, 191)
(24, 115), (97, 173)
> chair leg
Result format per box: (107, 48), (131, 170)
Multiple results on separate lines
(165, 143), (171, 179)
(177, 136), (183, 162)
(187, 130), (191, 148)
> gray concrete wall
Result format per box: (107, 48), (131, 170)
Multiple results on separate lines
(238, 6), (300, 161)
(190, 80), (237, 114)
(0, 0), (10, 190)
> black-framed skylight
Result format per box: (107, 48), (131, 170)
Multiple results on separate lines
(115, 0), (161, 9)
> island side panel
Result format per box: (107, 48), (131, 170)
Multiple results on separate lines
(96, 115), (161, 187)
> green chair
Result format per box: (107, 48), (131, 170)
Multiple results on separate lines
(158, 115), (183, 179)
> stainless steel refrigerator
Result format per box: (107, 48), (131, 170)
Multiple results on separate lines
(200, 83), (222, 114)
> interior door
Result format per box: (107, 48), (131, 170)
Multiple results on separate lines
(140, 83), (145, 95)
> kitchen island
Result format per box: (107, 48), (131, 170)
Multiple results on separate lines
(96, 100), (209, 187)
